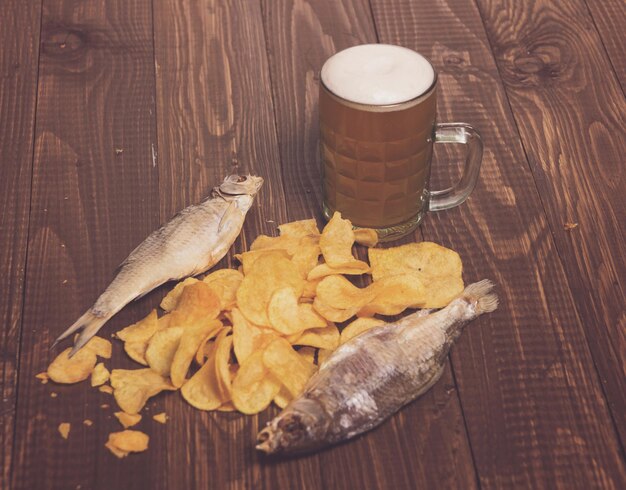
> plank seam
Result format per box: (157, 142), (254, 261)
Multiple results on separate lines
(470, 0), (626, 460)
(366, 5), (482, 485)
(581, 0), (626, 97)
(9, 1), (45, 487)
(448, 355), (482, 489)
(258, 0), (294, 222)
(257, 1), (333, 486)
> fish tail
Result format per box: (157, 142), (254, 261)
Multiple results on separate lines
(52, 309), (111, 357)
(460, 279), (498, 315)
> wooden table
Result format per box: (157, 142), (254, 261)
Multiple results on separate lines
(1, 0), (624, 488)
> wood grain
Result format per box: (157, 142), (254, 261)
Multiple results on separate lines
(10, 1), (161, 489)
(371, 0), (626, 488)
(152, 1), (321, 489)
(585, 0), (626, 90)
(261, 1), (479, 489)
(476, 0), (626, 444)
(0, 2), (42, 488)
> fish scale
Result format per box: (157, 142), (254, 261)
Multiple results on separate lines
(257, 279), (498, 455)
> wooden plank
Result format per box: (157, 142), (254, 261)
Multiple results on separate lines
(261, 1), (479, 488)
(475, 0), (626, 445)
(585, 0), (626, 89)
(10, 1), (161, 489)
(153, 1), (324, 489)
(370, 0), (626, 488)
(0, 2), (42, 488)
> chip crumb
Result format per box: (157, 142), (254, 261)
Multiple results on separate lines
(98, 385), (114, 395)
(91, 363), (110, 387)
(83, 419), (93, 427)
(35, 372), (49, 384)
(564, 222), (578, 231)
(152, 412), (168, 424)
(114, 411), (142, 428)
(101, 404), (110, 409)
(105, 430), (149, 458)
(115, 148), (124, 155)
(58, 422), (70, 440)
(50, 392), (58, 398)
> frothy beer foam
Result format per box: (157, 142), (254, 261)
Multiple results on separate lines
(321, 44), (435, 105)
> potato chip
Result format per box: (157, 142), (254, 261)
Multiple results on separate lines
(368, 242), (464, 307)
(84, 336), (113, 359)
(263, 338), (317, 397)
(153, 412), (168, 424)
(145, 327), (184, 376)
(216, 402), (236, 412)
(312, 298), (360, 323)
(277, 219), (320, 237)
(290, 237), (321, 278)
(297, 346), (317, 365)
(48, 347), (98, 384)
(195, 333), (217, 366)
(315, 273), (428, 317)
(160, 277), (199, 311)
(319, 212), (369, 270)
(231, 308), (277, 364)
(267, 287), (326, 335)
(110, 368), (176, 414)
(202, 269), (244, 310)
(99, 385), (114, 394)
(307, 263), (370, 281)
(274, 385), (292, 409)
(158, 313), (172, 329)
(361, 273), (428, 315)
(231, 350), (281, 415)
(340, 317), (386, 344)
(317, 348), (333, 366)
(105, 441), (128, 459)
(290, 324), (340, 350)
(236, 249), (291, 275)
(171, 319), (223, 387)
(175, 281), (221, 320)
(250, 225), (321, 278)
(116, 310), (164, 365)
(58, 422), (70, 440)
(315, 275), (375, 310)
(302, 279), (320, 300)
(236, 253), (305, 327)
(181, 341), (224, 411)
(353, 228), (379, 247)
(214, 330), (234, 399)
(91, 363), (110, 387)
(114, 411), (142, 428)
(106, 430), (149, 458)
(116, 309), (159, 343)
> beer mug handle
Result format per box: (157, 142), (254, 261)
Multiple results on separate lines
(429, 123), (483, 211)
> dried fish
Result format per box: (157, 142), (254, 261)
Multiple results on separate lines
(54, 175), (263, 356)
(257, 280), (498, 454)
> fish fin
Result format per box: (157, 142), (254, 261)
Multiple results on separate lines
(218, 200), (238, 232)
(460, 279), (498, 314)
(53, 310), (111, 357)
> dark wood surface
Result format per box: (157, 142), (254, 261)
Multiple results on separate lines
(1, 0), (624, 489)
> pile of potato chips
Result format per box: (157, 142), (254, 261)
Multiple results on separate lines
(44, 212), (464, 456)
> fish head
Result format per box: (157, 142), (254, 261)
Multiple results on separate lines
(256, 398), (330, 455)
(218, 174), (264, 196)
